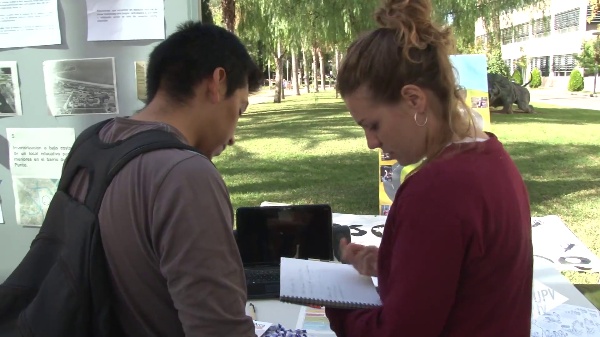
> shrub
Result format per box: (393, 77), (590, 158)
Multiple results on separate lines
(487, 50), (510, 77)
(530, 68), (542, 88)
(512, 68), (523, 85)
(568, 69), (584, 92)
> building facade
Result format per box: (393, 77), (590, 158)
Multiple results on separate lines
(475, 0), (600, 89)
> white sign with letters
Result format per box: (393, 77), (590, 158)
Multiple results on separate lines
(261, 203), (600, 272)
(332, 213), (600, 272)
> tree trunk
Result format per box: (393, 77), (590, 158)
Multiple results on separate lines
(292, 49), (300, 95)
(594, 66), (598, 95)
(303, 49), (310, 93)
(318, 47), (326, 91)
(335, 47), (340, 98)
(201, 0), (214, 24)
(273, 42), (284, 103)
(221, 0), (235, 32)
(312, 46), (319, 93)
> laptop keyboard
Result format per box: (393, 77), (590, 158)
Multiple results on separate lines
(245, 268), (280, 283)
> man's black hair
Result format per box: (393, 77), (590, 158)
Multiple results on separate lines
(146, 21), (262, 104)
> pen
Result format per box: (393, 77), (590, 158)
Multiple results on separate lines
(248, 302), (257, 320)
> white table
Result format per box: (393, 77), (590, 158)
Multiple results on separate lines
(246, 257), (600, 336)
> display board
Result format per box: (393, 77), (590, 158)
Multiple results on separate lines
(0, 0), (200, 281)
(378, 54), (491, 214)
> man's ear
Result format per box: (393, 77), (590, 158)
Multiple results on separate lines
(400, 85), (427, 112)
(208, 67), (228, 103)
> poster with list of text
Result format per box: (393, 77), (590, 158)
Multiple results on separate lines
(0, 0), (61, 49)
(86, 0), (165, 41)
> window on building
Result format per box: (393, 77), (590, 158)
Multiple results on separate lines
(530, 56), (550, 77)
(514, 23), (530, 42)
(552, 54), (576, 76)
(532, 17), (551, 37)
(512, 59), (520, 73)
(586, 5), (600, 25)
(501, 27), (513, 45)
(554, 8), (580, 33)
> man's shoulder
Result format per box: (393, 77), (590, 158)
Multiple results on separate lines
(134, 148), (221, 183)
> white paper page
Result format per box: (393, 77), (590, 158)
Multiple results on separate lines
(0, 61), (23, 116)
(280, 257), (381, 306)
(7, 128), (75, 226)
(531, 304), (600, 337)
(86, 0), (165, 41)
(0, 0), (61, 49)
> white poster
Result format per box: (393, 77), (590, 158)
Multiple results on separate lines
(6, 128), (75, 227)
(0, 0), (61, 49)
(86, 0), (165, 41)
(0, 61), (22, 116)
(532, 216), (600, 272)
(262, 202), (600, 272)
(42, 57), (118, 116)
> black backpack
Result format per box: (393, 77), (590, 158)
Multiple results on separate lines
(0, 119), (200, 337)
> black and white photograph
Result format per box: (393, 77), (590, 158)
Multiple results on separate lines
(42, 57), (118, 116)
(380, 165), (393, 183)
(0, 62), (23, 116)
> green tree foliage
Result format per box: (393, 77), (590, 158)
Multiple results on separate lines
(530, 68), (542, 88)
(568, 69), (585, 92)
(512, 68), (523, 85)
(487, 50), (509, 76)
(575, 38), (600, 76)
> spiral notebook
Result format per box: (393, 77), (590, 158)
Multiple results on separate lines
(279, 257), (382, 309)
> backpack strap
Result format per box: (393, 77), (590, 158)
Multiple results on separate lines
(58, 121), (201, 213)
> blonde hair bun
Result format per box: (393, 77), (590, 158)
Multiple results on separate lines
(374, 0), (454, 59)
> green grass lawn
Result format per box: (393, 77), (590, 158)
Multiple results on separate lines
(213, 90), (600, 287)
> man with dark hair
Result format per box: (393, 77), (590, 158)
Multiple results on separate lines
(68, 21), (262, 336)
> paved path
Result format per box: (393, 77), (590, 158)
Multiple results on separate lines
(530, 89), (600, 110)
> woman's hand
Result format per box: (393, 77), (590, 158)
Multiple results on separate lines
(340, 238), (378, 277)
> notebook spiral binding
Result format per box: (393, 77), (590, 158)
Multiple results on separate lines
(280, 295), (380, 309)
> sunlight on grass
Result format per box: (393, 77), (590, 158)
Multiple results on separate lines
(214, 90), (600, 286)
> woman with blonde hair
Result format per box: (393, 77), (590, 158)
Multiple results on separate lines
(324, 0), (533, 336)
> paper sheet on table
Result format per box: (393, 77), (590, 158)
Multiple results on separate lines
(0, 0), (61, 49)
(295, 306), (335, 335)
(531, 304), (600, 337)
(86, 0), (165, 41)
(254, 320), (273, 337)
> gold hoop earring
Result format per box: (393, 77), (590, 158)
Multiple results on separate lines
(414, 112), (428, 127)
